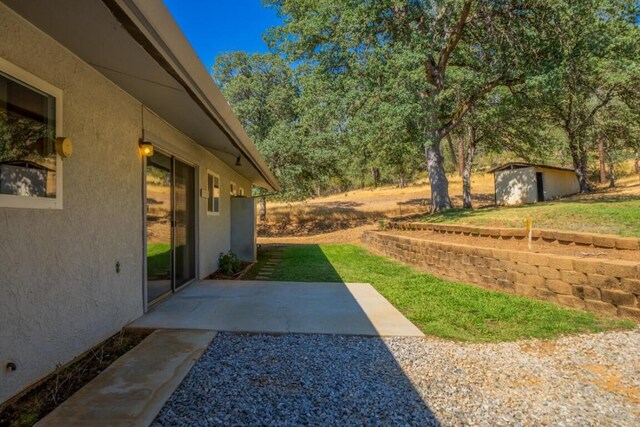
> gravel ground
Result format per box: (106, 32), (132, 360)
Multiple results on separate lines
(153, 329), (640, 427)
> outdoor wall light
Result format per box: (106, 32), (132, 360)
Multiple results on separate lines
(55, 137), (73, 159)
(235, 155), (242, 167)
(139, 139), (154, 157)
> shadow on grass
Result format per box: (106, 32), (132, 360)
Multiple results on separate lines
(244, 244), (633, 343)
(246, 244), (344, 282)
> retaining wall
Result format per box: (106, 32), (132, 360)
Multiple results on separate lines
(362, 231), (640, 321)
(386, 222), (640, 250)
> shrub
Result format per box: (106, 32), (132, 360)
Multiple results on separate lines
(219, 251), (241, 275)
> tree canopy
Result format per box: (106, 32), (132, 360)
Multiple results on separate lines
(213, 0), (640, 207)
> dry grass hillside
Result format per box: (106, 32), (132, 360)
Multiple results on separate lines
(258, 163), (640, 243)
(258, 173), (496, 237)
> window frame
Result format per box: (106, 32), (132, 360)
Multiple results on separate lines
(206, 169), (220, 216)
(0, 57), (64, 209)
(229, 180), (237, 197)
(238, 187), (245, 197)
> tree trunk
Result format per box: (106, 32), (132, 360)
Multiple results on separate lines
(457, 135), (465, 177)
(425, 138), (452, 212)
(462, 127), (476, 209)
(598, 138), (607, 184)
(371, 167), (380, 188)
(259, 195), (266, 222)
(398, 174), (405, 188)
(635, 156), (640, 183)
(569, 136), (592, 193)
(446, 134), (459, 175)
(609, 161), (616, 188)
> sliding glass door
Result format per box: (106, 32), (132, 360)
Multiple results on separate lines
(173, 159), (196, 289)
(145, 151), (196, 304)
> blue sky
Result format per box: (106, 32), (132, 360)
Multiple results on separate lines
(164, 0), (281, 70)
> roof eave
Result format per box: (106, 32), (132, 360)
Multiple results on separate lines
(103, 0), (280, 192)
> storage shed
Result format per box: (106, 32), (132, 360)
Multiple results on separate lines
(490, 163), (579, 206)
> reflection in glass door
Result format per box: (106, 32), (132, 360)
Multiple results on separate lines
(173, 159), (196, 288)
(146, 152), (172, 302)
(145, 152), (196, 303)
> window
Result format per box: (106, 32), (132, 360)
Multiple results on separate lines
(239, 187), (245, 196)
(0, 57), (63, 209)
(207, 170), (220, 215)
(229, 181), (237, 196)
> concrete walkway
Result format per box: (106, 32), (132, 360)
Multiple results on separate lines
(129, 280), (424, 337)
(37, 330), (216, 427)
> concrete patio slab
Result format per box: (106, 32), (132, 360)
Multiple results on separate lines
(37, 329), (216, 427)
(128, 280), (424, 337)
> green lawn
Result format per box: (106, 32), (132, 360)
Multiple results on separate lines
(245, 244), (633, 342)
(418, 197), (640, 237)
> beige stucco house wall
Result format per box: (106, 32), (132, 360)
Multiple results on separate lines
(493, 163), (579, 206)
(0, 1), (271, 405)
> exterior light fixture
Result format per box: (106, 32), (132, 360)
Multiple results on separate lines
(139, 139), (154, 157)
(55, 137), (73, 159)
(139, 105), (153, 157)
(235, 155), (242, 167)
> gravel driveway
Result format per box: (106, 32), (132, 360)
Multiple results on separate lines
(153, 329), (640, 426)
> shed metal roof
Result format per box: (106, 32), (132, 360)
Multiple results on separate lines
(489, 162), (576, 174)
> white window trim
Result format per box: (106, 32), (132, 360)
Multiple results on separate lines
(229, 180), (237, 197)
(0, 57), (63, 209)
(239, 187), (245, 196)
(206, 169), (220, 216)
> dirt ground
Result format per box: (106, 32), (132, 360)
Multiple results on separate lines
(258, 174), (495, 237)
(258, 224), (377, 245)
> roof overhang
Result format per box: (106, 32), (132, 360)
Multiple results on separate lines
(2, 0), (279, 191)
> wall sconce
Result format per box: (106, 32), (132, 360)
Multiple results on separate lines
(139, 139), (154, 157)
(235, 155), (242, 167)
(55, 137), (73, 159)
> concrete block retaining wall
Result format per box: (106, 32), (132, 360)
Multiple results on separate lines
(362, 231), (640, 321)
(386, 222), (640, 251)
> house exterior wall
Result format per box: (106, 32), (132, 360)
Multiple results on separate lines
(535, 167), (579, 200)
(143, 112), (252, 279)
(0, 4), (252, 404)
(494, 167), (537, 205)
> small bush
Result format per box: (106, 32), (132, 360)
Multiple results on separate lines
(219, 251), (241, 275)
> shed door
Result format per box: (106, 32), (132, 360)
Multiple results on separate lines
(536, 172), (544, 202)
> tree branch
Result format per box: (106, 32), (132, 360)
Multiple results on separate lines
(438, 0), (474, 76)
(438, 75), (523, 138)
